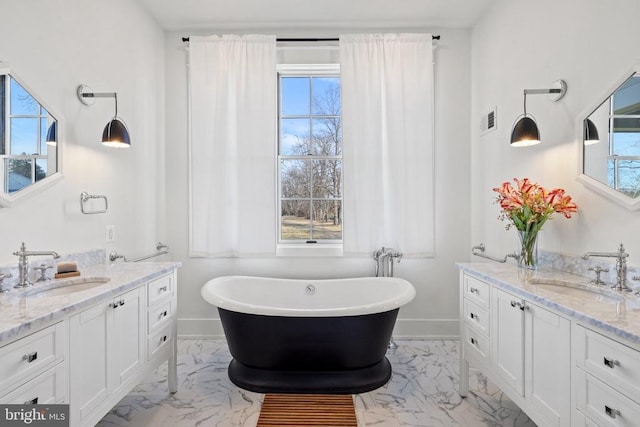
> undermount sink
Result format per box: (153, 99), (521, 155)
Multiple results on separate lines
(22, 277), (111, 298)
(529, 278), (622, 303)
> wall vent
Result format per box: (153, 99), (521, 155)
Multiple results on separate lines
(480, 107), (497, 135)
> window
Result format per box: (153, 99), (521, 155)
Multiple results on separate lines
(278, 67), (342, 245)
(1, 75), (53, 193)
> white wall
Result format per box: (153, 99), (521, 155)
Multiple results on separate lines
(0, 0), (165, 264)
(164, 28), (472, 338)
(471, 0), (640, 264)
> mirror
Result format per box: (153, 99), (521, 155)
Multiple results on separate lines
(0, 63), (61, 207)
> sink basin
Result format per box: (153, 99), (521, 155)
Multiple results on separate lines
(22, 277), (111, 298)
(529, 278), (622, 303)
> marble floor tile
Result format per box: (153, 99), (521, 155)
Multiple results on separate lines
(97, 340), (536, 427)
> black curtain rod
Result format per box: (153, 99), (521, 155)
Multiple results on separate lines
(182, 35), (440, 43)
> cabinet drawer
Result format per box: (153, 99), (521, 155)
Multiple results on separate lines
(0, 363), (66, 404)
(148, 299), (173, 333)
(463, 299), (489, 336)
(577, 371), (640, 427)
(463, 324), (489, 365)
(576, 326), (640, 401)
(0, 322), (65, 393)
(148, 323), (172, 360)
(464, 275), (490, 308)
(148, 274), (173, 307)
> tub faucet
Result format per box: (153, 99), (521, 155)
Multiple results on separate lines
(581, 243), (631, 292)
(373, 247), (402, 277)
(13, 242), (60, 288)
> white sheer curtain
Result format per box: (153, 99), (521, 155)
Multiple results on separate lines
(340, 34), (435, 257)
(188, 35), (277, 257)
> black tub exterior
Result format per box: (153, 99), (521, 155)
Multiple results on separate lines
(218, 307), (399, 394)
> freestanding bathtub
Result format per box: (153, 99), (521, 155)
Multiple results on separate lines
(201, 275), (416, 394)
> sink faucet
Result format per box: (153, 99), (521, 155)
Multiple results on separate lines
(13, 242), (60, 288)
(581, 243), (631, 292)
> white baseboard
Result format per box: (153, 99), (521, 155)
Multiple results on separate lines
(177, 318), (460, 340)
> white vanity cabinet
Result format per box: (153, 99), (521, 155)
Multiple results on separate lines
(69, 287), (144, 425)
(573, 326), (640, 426)
(460, 272), (571, 427)
(66, 270), (177, 427)
(0, 322), (67, 405)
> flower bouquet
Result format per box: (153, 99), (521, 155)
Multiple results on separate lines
(493, 178), (577, 268)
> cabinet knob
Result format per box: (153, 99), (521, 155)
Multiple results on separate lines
(605, 405), (621, 419)
(470, 337), (477, 346)
(159, 286), (168, 292)
(24, 397), (38, 405)
(119, 299), (125, 306)
(470, 312), (477, 321)
(162, 335), (168, 343)
(603, 357), (620, 368)
(470, 287), (478, 294)
(22, 351), (37, 363)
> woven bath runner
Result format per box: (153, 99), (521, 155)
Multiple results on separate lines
(257, 394), (358, 426)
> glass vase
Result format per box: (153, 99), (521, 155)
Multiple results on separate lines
(517, 230), (538, 270)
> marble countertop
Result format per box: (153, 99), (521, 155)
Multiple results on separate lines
(0, 261), (181, 345)
(457, 262), (640, 347)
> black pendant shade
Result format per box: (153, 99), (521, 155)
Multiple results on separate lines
(102, 117), (131, 148)
(510, 116), (540, 147)
(45, 121), (57, 146)
(584, 119), (600, 145)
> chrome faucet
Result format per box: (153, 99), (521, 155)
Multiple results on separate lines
(13, 242), (60, 288)
(582, 243), (631, 292)
(373, 247), (402, 277)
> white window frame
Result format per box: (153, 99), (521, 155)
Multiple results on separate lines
(276, 64), (343, 257)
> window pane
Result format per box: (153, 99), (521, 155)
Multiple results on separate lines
(311, 200), (342, 240)
(35, 158), (47, 181)
(312, 77), (341, 115)
(281, 200), (311, 240)
(281, 118), (310, 155)
(11, 117), (38, 154)
(612, 132), (640, 156)
(313, 160), (342, 198)
(10, 78), (39, 115)
(281, 77), (310, 116)
(312, 118), (342, 155)
(280, 159), (311, 198)
(615, 160), (640, 196)
(6, 158), (32, 193)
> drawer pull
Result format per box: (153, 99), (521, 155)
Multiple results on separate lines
(605, 405), (621, 419)
(24, 397), (38, 405)
(22, 352), (38, 363)
(119, 299), (125, 306)
(161, 335), (168, 343)
(159, 310), (168, 319)
(603, 357), (620, 368)
(159, 286), (168, 292)
(470, 337), (477, 346)
(510, 300), (528, 311)
(470, 312), (477, 321)
(469, 287), (479, 294)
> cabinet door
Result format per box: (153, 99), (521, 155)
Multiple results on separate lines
(69, 301), (109, 423)
(493, 288), (525, 396)
(109, 287), (144, 393)
(526, 302), (571, 426)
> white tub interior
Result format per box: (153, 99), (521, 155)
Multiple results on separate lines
(201, 276), (416, 317)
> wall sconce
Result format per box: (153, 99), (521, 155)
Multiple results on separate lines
(76, 85), (131, 148)
(583, 119), (600, 145)
(511, 80), (567, 147)
(45, 122), (57, 146)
